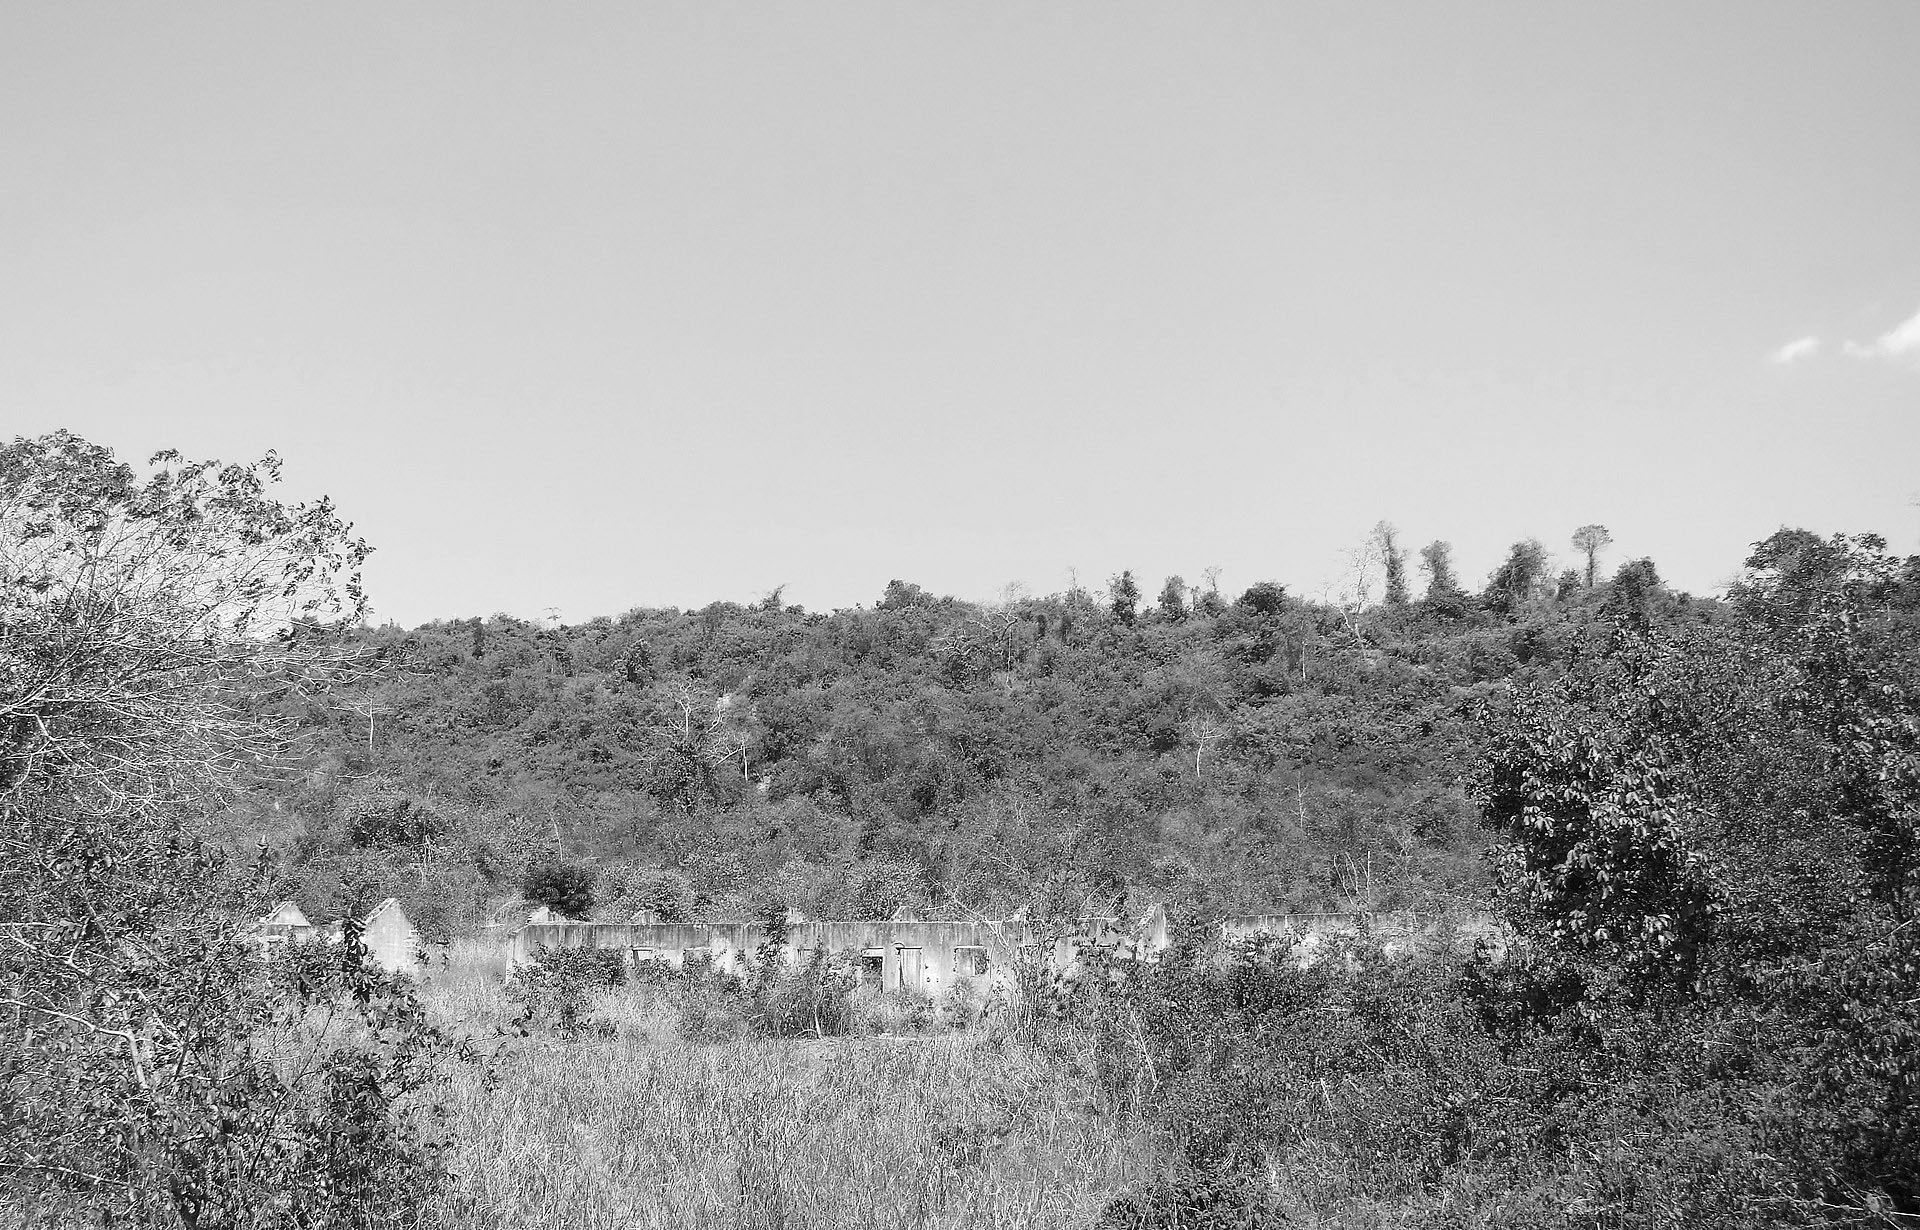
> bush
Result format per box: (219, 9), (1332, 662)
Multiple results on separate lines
(341, 781), (444, 849)
(601, 864), (693, 921)
(1073, 934), (1514, 1195)
(521, 856), (596, 918)
(744, 948), (860, 1038)
(535, 945), (627, 988)
(504, 945), (620, 1037)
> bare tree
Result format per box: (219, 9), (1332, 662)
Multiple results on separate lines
(1184, 713), (1228, 781)
(935, 607), (1027, 677)
(661, 677), (757, 780)
(1, 432), (371, 812)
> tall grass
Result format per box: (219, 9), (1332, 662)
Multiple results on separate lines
(422, 940), (1153, 1229)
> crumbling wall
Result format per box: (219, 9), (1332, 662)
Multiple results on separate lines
(508, 912), (1165, 1000)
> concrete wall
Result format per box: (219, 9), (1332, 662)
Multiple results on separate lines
(503, 905), (1476, 992)
(253, 901), (314, 947)
(1220, 909), (1484, 964)
(510, 912), (1167, 1000)
(360, 899), (421, 978)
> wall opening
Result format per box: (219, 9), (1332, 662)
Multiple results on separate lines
(895, 946), (923, 992)
(953, 945), (989, 976)
(861, 948), (885, 984)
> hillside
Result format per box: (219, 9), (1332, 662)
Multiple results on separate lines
(240, 539), (1733, 939)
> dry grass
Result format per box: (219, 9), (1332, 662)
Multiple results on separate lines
(421, 939), (1155, 1229)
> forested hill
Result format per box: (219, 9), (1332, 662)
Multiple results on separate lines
(245, 531), (1907, 942)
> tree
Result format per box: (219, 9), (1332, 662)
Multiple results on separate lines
(340, 779), (444, 849)
(1109, 571), (1141, 626)
(618, 637), (654, 686)
(522, 855), (597, 918)
(1734, 529), (1901, 639)
(1195, 566), (1227, 617)
(1372, 522), (1409, 606)
(643, 679), (741, 811)
(1, 432), (460, 1223)
(1157, 575), (1189, 622)
(1235, 581), (1288, 617)
(1417, 541), (1460, 597)
(1603, 557), (1663, 630)
(1473, 548), (1920, 1213)
(1571, 524), (1613, 588)
(1, 432), (369, 806)
(878, 579), (937, 610)
(1483, 538), (1550, 615)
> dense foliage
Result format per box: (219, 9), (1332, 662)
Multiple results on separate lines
(1075, 530), (1920, 1226)
(16, 428), (1920, 1225)
(245, 521), (1736, 938)
(1, 433), (463, 1226)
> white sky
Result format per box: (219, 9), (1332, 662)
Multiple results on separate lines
(5, 3), (1918, 624)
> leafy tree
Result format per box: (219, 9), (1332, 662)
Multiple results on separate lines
(617, 637), (654, 686)
(521, 855), (597, 918)
(1473, 535), (1920, 1216)
(1194, 566), (1227, 617)
(1484, 538), (1550, 615)
(1373, 521), (1409, 606)
(602, 864), (694, 921)
(1156, 575), (1188, 621)
(1109, 571), (1141, 626)
(846, 856), (927, 920)
(1734, 529), (1901, 639)
(1571, 523), (1613, 588)
(1476, 655), (1724, 993)
(877, 579), (936, 610)
(1417, 540), (1468, 618)
(0, 432), (462, 1223)
(1234, 580), (1288, 617)
(1603, 556), (1663, 630)
(340, 780), (443, 849)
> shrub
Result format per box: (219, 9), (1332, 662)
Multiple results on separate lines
(521, 856), (596, 918)
(341, 781), (444, 849)
(504, 945), (620, 1038)
(535, 945), (627, 988)
(744, 948), (860, 1038)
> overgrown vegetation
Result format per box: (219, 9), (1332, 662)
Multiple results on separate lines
(11, 429), (1920, 1226)
(1, 432), (467, 1227)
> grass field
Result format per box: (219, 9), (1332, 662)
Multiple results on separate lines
(422, 941), (1155, 1230)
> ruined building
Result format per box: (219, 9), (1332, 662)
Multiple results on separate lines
(510, 907), (1172, 1001)
(250, 896), (424, 978)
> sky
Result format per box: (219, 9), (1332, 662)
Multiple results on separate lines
(4, 3), (1918, 626)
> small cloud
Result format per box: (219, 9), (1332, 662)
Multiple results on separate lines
(1842, 305), (1920, 370)
(1770, 335), (1821, 365)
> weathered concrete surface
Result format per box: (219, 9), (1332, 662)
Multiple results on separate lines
(510, 907), (1171, 999)
(359, 897), (422, 978)
(504, 905), (1497, 993)
(256, 900), (313, 942)
(1220, 909), (1506, 964)
(250, 897), (424, 979)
